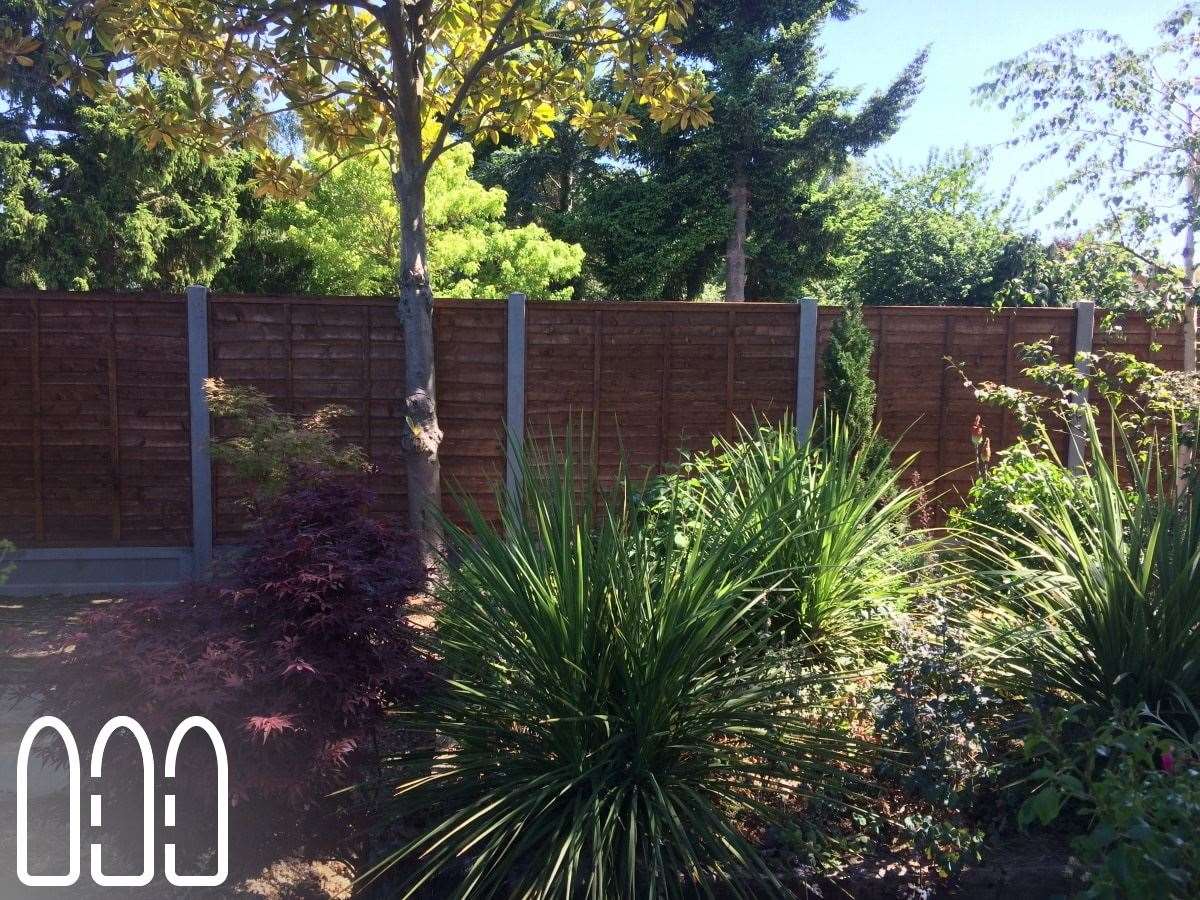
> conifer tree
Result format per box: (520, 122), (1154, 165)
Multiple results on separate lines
(822, 302), (888, 467)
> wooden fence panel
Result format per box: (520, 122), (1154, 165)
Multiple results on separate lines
(0, 296), (37, 543)
(210, 295), (295, 541)
(0, 291), (190, 547)
(729, 305), (799, 431)
(112, 298), (192, 545)
(0, 290), (1190, 548)
(524, 302), (798, 494)
(436, 302), (507, 522)
(208, 295), (507, 538)
(209, 295), (397, 540)
(37, 297), (117, 542)
(817, 306), (1078, 514)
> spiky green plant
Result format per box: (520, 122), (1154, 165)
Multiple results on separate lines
(651, 415), (929, 659)
(365, 441), (868, 899)
(959, 409), (1200, 716)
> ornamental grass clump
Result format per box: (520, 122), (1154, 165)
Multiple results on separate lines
(368, 444), (868, 899)
(959, 410), (1200, 717)
(649, 415), (929, 660)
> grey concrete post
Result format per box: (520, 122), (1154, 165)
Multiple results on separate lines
(1066, 300), (1095, 473)
(795, 297), (819, 445)
(187, 285), (213, 578)
(505, 293), (527, 517)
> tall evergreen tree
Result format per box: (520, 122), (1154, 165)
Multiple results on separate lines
(476, 0), (926, 301)
(0, 2), (246, 289)
(0, 80), (244, 290)
(682, 0), (925, 300)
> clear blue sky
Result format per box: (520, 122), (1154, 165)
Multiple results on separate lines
(820, 0), (1180, 237)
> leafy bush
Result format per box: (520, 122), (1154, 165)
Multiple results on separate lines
(871, 595), (1006, 879)
(205, 377), (367, 504)
(223, 145), (584, 298)
(218, 469), (427, 799)
(958, 412), (1200, 716)
(949, 440), (1093, 557)
(368, 447), (868, 898)
(45, 471), (425, 811)
(953, 340), (1200, 465)
(647, 416), (927, 659)
(1020, 703), (1200, 899)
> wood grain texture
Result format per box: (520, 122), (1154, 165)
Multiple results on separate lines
(0, 292), (1186, 545)
(0, 292), (190, 546)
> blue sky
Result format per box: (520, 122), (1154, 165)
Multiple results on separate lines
(819, 0), (1180, 238)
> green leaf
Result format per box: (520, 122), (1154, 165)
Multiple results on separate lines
(1020, 785), (1063, 828)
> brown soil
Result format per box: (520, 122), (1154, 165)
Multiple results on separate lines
(2, 594), (1081, 899)
(0, 593), (353, 899)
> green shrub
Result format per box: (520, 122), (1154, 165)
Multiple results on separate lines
(949, 440), (1094, 558)
(958, 412), (1200, 716)
(822, 301), (889, 471)
(205, 377), (367, 505)
(1020, 703), (1200, 899)
(870, 594), (1005, 878)
(368, 444), (868, 898)
(647, 415), (928, 660)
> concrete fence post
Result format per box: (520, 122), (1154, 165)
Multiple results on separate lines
(505, 292), (527, 517)
(1066, 299), (1095, 473)
(186, 284), (213, 578)
(795, 297), (819, 445)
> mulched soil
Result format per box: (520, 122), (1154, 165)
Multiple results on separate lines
(1, 594), (1081, 899)
(0, 593), (353, 900)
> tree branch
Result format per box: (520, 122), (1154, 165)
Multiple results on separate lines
(424, 0), (530, 172)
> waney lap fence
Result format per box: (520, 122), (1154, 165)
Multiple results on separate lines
(0, 288), (1184, 592)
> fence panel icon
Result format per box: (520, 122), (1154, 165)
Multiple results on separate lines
(15, 714), (229, 888)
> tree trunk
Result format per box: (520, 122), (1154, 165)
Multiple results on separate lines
(1177, 141), (1196, 494)
(1184, 159), (1196, 374)
(724, 164), (749, 302)
(394, 170), (444, 558)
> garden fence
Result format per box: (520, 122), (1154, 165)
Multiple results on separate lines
(0, 287), (1183, 593)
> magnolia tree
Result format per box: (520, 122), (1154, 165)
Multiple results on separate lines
(8, 0), (712, 547)
(976, 3), (1200, 368)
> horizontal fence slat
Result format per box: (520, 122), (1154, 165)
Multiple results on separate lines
(0, 291), (1187, 546)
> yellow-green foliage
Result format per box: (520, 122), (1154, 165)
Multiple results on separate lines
(259, 146), (584, 299)
(204, 378), (367, 503)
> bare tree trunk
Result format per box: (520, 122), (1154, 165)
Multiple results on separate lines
(724, 164), (749, 302)
(1177, 140), (1196, 493)
(1184, 161), (1196, 374)
(394, 170), (444, 559)
(382, 0), (443, 564)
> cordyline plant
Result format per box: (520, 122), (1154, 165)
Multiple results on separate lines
(7, 0), (714, 552)
(956, 408), (1200, 719)
(363, 441), (871, 898)
(646, 414), (932, 661)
